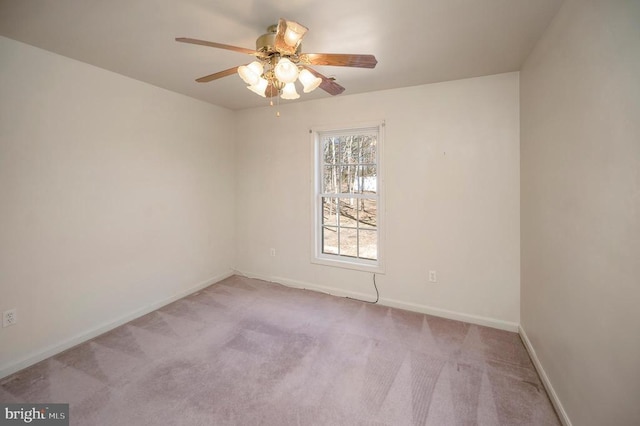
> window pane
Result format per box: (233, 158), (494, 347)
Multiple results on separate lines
(323, 166), (338, 193)
(340, 136), (361, 165)
(322, 198), (338, 226)
(339, 166), (376, 193)
(340, 165), (359, 193)
(360, 135), (377, 164)
(361, 164), (377, 178)
(339, 227), (358, 257)
(359, 229), (377, 260)
(353, 166), (377, 194)
(322, 137), (339, 165)
(357, 199), (377, 229)
(338, 199), (358, 228)
(322, 226), (338, 254)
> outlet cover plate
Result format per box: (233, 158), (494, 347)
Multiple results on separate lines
(3, 309), (17, 327)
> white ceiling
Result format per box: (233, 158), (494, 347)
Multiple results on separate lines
(0, 0), (563, 110)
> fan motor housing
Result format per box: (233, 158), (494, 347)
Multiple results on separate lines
(256, 31), (276, 53)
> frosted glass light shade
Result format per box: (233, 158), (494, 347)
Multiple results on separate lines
(298, 69), (322, 93)
(274, 58), (299, 84)
(281, 82), (300, 100)
(283, 21), (308, 47)
(238, 61), (263, 85)
(247, 77), (268, 97)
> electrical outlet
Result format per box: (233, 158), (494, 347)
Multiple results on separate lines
(3, 309), (17, 328)
(428, 270), (438, 283)
(270, 248), (276, 257)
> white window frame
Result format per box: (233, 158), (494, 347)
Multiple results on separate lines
(310, 120), (385, 273)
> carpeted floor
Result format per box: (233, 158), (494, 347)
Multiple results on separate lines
(1, 275), (560, 425)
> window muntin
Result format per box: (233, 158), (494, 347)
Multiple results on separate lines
(313, 124), (383, 272)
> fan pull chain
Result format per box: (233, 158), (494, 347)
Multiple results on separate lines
(266, 90), (281, 117)
(268, 97), (279, 117)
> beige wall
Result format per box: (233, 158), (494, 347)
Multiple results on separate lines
(235, 72), (521, 330)
(0, 37), (236, 377)
(520, 1), (640, 425)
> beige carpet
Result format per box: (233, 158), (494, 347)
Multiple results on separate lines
(1, 275), (560, 425)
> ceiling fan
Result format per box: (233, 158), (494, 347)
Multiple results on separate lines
(176, 18), (378, 101)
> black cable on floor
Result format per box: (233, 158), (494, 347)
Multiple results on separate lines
(346, 273), (379, 304)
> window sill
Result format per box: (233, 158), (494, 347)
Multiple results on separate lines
(311, 255), (385, 274)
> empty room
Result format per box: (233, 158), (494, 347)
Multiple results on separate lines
(0, 0), (638, 425)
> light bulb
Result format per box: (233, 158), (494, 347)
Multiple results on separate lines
(298, 69), (322, 93)
(281, 82), (300, 100)
(247, 77), (268, 97)
(274, 57), (299, 84)
(238, 61), (263, 85)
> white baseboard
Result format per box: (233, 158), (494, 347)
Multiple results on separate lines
(0, 270), (234, 380)
(237, 270), (519, 332)
(380, 297), (519, 332)
(519, 325), (572, 426)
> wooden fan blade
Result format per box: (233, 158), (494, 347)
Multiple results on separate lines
(274, 18), (308, 55)
(302, 66), (345, 96)
(300, 53), (378, 69)
(195, 66), (239, 83)
(176, 37), (257, 55)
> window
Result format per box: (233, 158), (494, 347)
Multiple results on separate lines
(312, 122), (384, 272)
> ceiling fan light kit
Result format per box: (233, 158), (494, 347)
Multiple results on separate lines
(237, 61), (264, 85)
(176, 18), (378, 108)
(274, 57), (299, 84)
(247, 78), (269, 97)
(298, 69), (322, 93)
(281, 20), (308, 49)
(281, 82), (300, 100)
